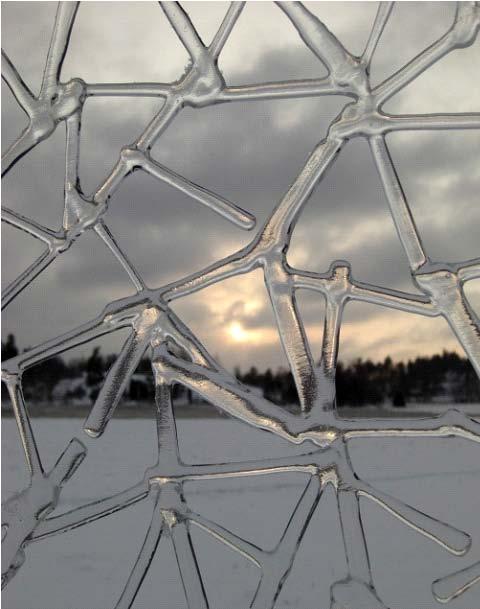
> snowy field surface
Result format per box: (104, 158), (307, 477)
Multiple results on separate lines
(2, 413), (480, 609)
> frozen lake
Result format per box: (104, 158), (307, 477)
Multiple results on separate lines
(2, 413), (480, 609)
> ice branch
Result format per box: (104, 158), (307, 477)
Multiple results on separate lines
(361, 2), (394, 68)
(266, 265), (318, 412)
(94, 222), (147, 292)
(3, 377), (43, 476)
(33, 482), (148, 540)
(356, 480), (471, 555)
(386, 113), (480, 132)
(40, 2), (79, 99)
(369, 135), (426, 270)
(432, 560), (480, 603)
(374, 2), (480, 105)
(1, 50), (36, 115)
(220, 78), (346, 101)
(1, 249), (57, 310)
(209, 2), (245, 59)
(1, 207), (59, 245)
(278, 2), (359, 86)
(114, 489), (164, 609)
(1, 126), (39, 177)
(161, 2), (206, 62)
(141, 153), (255, 229)
(86, 83), (172, 98)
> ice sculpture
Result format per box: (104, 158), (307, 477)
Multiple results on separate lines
(2, 2), (480, 607)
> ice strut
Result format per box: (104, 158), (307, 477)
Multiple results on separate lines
(2, 2), (479, 607)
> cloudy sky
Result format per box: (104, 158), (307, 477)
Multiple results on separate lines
(1, 1), (479, 372)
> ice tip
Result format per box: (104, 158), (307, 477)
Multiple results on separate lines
(69, 437), (87, 452)
(83, 426), (102, 439)
(431, 578), (453, 604)
(454, 531), (472, 556)
(238, 211), (256, 231)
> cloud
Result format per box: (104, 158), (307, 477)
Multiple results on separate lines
(2, 2), (478, 371)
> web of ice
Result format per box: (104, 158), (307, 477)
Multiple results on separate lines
(1, 2), (480, 607)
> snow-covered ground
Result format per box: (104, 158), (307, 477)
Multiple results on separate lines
(2, 412), (480, 609)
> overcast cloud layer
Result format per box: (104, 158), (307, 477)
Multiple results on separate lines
(1, 1), (479, 371)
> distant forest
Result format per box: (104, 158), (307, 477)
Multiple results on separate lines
(2, 333), (480, 407)
(235, 354), (480, 406)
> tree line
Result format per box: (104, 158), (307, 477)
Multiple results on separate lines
(2, 333), (480, 407)
(235, 352), (480, 406)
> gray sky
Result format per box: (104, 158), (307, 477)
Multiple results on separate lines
(1, 1), (479, 371)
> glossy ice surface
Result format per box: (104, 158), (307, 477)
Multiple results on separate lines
(2, 2), (480, 608)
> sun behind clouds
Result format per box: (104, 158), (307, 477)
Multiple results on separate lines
(227, 321), (248, 343)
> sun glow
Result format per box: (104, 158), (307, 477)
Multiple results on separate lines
(228, 321), (248, 342)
